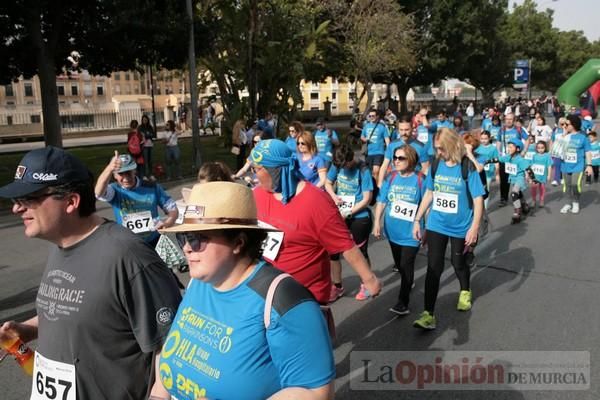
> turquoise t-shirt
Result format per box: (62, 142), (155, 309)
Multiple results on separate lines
(384, 139), (428, 172)
(531, 153), (553, 183)
(361, 122), (390, 156)
(105, 179), (175, 243)
(590, 141), (600, 166)
(488, 124), (502, 141)
(425, 161), (486, 238)
(314, 129), (338, 162)
(285, 136), (297, 152)
(297, 153), (326, 186)
(561, 132), (591, 173)
(523, 145), (536, 161)
(497, 127), (527, 155)
(327, 165), (373, 219)
(159, 262), (335, 400)
(377, 172), (423, 247)
(499, 154), (530, 187)
(476, 144), (499, 179)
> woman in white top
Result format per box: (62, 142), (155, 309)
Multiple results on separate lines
(163, 120), (182, 180)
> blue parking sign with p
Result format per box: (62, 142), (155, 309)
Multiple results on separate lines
(514, 60), (529, 85)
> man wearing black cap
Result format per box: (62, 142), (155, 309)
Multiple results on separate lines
(0, 146), (181, 399)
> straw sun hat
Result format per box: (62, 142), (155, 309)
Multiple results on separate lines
(162, 181), (276, 233)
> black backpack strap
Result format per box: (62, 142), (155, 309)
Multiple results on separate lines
(461, 156), (475, 209)
(431, 157), (440, 182)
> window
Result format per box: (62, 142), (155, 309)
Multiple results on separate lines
(6, 101), (15, 106)
(30, 115), (41, 123)
(57, 85), (65, 96)
(134, 86), (139, 94)
(24, 83), (33, 97)
(332, 93), (337, 100)
(7, 116), (13, 125)
(97, 84), (104, 96)
(156, 85), (161, 95)
(84, 83), (92, 96)
(26, 101), (34, 105)
(125, 73), (130, 81)
(114, 84), (121, 94)
(5, 85), (14, 97)
(114, 72), (121, 80)
(310, 93), (319, 100)
(71, 84), (78, 96)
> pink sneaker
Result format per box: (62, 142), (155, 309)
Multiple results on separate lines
(355, 284), (371, 301)
(329, 285), (345, 303)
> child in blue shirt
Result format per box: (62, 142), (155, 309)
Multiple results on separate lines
(587, 131), (599, 184)
(476, 131), (499, 209)
(530, 141), (553, 207)
(498, 138), (532, 223)
(523, 135), (537, 161)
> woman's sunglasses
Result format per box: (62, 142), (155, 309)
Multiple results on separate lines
(175, 232), (210, 252)
(393, 155), (407, 161)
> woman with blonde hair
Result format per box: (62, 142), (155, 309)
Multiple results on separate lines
(412, 128), (486, 330)
(297, 130), (327, 188)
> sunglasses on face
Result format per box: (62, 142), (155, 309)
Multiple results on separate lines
(393, 155), (407, 161)
(175, 232), (211, 252)
(11, 192), (57, 207)
(297, 141), (307, 146)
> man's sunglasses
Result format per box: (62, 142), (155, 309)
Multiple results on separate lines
(175, 232), (211, 252)
(12, 192), (58, 207)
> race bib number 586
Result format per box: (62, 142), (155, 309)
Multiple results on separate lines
(31, 352), (76, 400)
(433, 192), (458, 214)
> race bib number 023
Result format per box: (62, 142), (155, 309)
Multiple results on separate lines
(389, 199), (418, 222)
(564, 151), (577, 163)
(122, 211), (153, 234)
(432, 192), (458, 214)
(31, 352), (76, 400)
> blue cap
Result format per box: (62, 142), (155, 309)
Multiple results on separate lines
(508, 138), (523, 150)
(0, 146), (91, 198)
(115, 154), (137, 173)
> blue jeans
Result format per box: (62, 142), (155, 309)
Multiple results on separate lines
(165, 146), (181, 179)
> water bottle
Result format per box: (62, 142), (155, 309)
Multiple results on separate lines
(1, 337), (34, 375)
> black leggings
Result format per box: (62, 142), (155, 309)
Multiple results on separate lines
(424, 230), (470, 313)
(499, 163), (510, 202)
(331, 216), (372, 262)
(389, 242), (419, 307)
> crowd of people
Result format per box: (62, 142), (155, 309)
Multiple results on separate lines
(0, 101), (597, 399)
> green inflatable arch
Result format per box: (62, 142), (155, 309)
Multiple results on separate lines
(557, 59), (600, 110)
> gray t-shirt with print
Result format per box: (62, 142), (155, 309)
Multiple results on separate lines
(34, 220), (182, 399)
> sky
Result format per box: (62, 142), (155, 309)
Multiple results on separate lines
(510, 0), (600, 42)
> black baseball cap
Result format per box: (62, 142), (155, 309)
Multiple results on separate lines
(0, 146), (92, 198)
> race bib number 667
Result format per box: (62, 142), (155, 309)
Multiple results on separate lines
(31, 352), (76, 400)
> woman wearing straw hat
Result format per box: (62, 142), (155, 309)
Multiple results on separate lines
(153, 181), (335, 400)
(250, 139), (381, 305)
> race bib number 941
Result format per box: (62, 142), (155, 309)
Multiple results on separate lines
(389, 200), (418, 222)
(432, 192), (458, 214)
(31, 352), (76, 400)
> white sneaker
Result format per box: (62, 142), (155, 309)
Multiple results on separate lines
(560, 204), (572, 214)
(551, 180), (558, 187)
(571, 202), (580, 214)
(561, 179), (564, 185)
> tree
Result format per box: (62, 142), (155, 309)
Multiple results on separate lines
(548, 30), (593, 90)
(0, 0), (188, 147)
(327, 0), (416, 114)
(500, 0), (559, 91)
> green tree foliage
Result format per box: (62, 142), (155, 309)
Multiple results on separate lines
(0, 0), (188, 147)
(549, 30), (594, 91)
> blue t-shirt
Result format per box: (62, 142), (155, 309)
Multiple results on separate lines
(285, 136), (297, 152)
(590, 141), (600, 166)
(425, 162), (486, 238)
(314, 129), (339, 162)
(531, 153), (553, 183)
(552, 128), (565, 142)
(384, 139), (428, 172)
(523, 144), (536, 161)
(297, 153), (326, 186)
(361, 121), (390, 156)
(258, 119), (274, 138)
(499, 154), (530, 187)
(104, 179), (175, 243)
(377, 172), (423, 247)
(481, 118), (492, 132)
(488, 124), (501, 141)
(582, 119), (594, 134)
(159, 262), (334, 400)
(561, 132), (591, 173)
(497, 127), (527, 155)
(327, 165), (373, 219)
(475, 144), (499, 179)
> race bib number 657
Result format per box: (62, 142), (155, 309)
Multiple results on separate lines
(31, 352), (76, 400)
(432, 192), (458, 214)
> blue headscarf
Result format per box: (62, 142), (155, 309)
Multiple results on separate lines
(250, 139), (301, 204)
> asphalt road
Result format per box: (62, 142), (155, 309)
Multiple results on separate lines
(0, 178), (599, 399)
